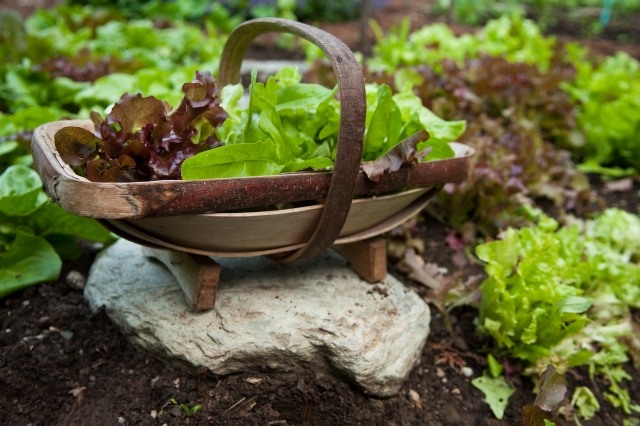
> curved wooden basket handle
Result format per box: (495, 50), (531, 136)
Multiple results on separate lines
(218, 18), (366, 263)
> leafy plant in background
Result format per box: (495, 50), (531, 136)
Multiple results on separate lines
(475, 208), (640, 422)
(368, 15), (556, 74)
(562, 48), (640, 176)
(0, 164), (113, 297)
(363, 15), (640, 237)
(434, 0), (525, 26)
(427, 57), (589, 236)
(64, 0), (379, 24)
(435, 0), (640, 41)
(24, 7), (224, 71)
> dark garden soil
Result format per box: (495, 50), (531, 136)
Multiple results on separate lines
(1, 0), (640, 425)
(1, 177), (639, 426)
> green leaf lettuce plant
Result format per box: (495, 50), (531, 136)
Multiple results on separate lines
(181, 67), (465, 180)
(475, 208), (640, 420)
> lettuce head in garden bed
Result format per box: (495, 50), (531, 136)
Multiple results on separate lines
(475, 208), (640, 421)
(368, 15), (556, 75)
(562, 49), (640, 176)
(380, 55), (590, 237)
(56, 66), (466, 182)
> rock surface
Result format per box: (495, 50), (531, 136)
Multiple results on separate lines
(84, 239), (431, 397)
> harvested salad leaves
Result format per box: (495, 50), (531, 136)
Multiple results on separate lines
(56, 67), (465, 182)
(55, 70), (227, 181)
(181, 67), (463, 181)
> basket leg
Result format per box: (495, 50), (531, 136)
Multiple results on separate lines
(333, 237), (387, 283)
(142, 247), (220, 311)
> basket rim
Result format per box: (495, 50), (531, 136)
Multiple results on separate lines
(32, 119), (475, 220)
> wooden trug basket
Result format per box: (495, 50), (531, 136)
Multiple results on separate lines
(31, 18), (475, 310)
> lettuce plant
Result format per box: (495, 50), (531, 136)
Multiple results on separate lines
(476, 209), (640, 419)
(55, 71), (228, 181)
(367, 15), (556, 75)
(0, 165), (113, 297)
(562, 50), (640, 175)
(370, 55), (589, 237)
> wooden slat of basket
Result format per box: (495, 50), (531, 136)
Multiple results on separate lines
(32, 120), (474, 219)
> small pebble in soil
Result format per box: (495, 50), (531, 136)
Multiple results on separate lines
(117, 417), (125, 424)
(60, 330), (74, 340)
(461, 366), (474, 377)
(69, 386), (87, 400)
(436, 367), (445, 378)
(66, 270), (86, 290)
(408, 389), (423, 409)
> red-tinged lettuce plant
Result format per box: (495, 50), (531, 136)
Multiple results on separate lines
(55, 70), (227, 181)
(369, 56), (590, 237)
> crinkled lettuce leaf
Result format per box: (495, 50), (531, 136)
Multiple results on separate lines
(182, 67), (464, 180)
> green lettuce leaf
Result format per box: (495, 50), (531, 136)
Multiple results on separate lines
(0, 165), (47, 216)
(471, 371), (515, 419)
(181, 140), (283, 179)
(0, 229), (61, 298)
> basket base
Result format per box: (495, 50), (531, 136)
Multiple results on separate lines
(143, 237), (388, 311)
(101, 187), (437, 258)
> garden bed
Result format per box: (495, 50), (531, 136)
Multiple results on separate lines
(1, 0), (640, 425)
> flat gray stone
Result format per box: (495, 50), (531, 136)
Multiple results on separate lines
(85, 239), (430, 397)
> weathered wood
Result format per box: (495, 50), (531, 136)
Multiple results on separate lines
(32, 120), (474, 219)
(142, 247), (220, 311)
(334, 238), (387, 283)
(94, 185), (438, 259)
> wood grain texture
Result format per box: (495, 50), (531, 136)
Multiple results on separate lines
(334, 238), (387, 283)
(142, 247), (221, 311)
